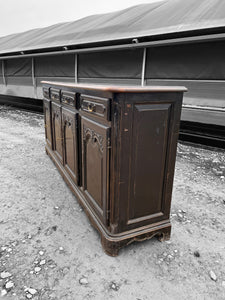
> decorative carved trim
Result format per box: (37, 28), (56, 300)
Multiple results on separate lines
(63, 115), (74, 126)
(53, 106), (61, 120)
(83, 125), (104, 153)
(63, 116), (75, 137)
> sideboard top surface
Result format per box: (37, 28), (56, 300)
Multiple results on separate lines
(41, 81), (187, 93)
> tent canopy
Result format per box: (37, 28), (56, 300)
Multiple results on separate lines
(1, 0), (225, 55)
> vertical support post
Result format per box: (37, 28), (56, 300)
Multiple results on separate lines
(141, 48), (147, 86)
(2, 60), (6, 86)
(31, 57), (36, 87)
(75, 54), (78, 83)
(31, 57), (37, 97)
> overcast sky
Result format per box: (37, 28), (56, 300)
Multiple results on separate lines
(0, 0), (161, 37)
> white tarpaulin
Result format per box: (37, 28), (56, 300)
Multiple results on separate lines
(0, 0), (225, 55)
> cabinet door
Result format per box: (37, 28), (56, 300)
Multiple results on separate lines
(43, 99), (52, 149)
(51, 102), (63, 163)
(119, 101), (176, 231)
(62, 107), (78, 184)
(81, 117), (110, 225)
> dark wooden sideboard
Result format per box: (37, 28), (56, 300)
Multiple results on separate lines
(42, 81), (187, 256)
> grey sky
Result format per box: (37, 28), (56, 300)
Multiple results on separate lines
(0, 0), (160, 37)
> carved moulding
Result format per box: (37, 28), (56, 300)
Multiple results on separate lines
(83, 126), (104, 153)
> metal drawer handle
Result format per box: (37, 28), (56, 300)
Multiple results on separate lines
(88, 103), (96, 112)
(63, 97), (70, 103)
(52, 94), (59, 100)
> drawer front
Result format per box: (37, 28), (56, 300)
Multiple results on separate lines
(61, 90), (76, 107)
(43, 87), (50, 99)
(80, 95), (110, 120)
(50, 88), (61, 102)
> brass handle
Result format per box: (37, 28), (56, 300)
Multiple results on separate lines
(63, 97), (70, 103)
(52, 94), (58, 100)
(87, 103), (95, 112)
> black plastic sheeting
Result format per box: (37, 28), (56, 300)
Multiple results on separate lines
(35, 54), (75, 77)
(146, 41), (225, 80)
(5, 58), (32, 76)
(78, 49), (143, 79)
(1, 40), (225, 80)
(1, 50), (143, 79)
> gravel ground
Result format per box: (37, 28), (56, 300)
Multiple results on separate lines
(0, 105), (225, 300)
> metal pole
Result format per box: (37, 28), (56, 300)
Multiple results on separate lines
(31, 57), (37, 97)
(2, 60), (6, 85)
(75, 54), (78, 83)
(31, 58), (35, 86)
(141, 48), (147, 86)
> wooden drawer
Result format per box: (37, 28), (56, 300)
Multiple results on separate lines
(50, 88), (61, 102)
(61, 90), (76, 107)
(43, 87), (50, 99)
(80, 95), (110, 121)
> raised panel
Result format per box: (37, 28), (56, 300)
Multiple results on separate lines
(62, 108), (78, 184)
(128, 103), (172, 223)
(81, 117), (110, 225)
(51, 102), (63, 163)
(43, 99), (52, 149)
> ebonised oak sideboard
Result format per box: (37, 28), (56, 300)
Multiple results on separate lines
(42, 81), (187, 256)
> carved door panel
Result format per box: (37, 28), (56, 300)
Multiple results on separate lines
(43, 99), (52, 149)
(51, 102), (63, 163)
(62, 107), (78, 184)
(81, 117), (110, 225)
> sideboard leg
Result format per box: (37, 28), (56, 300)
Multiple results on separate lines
(157, 226), (171, 242)
(101, 236), (120, 257)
